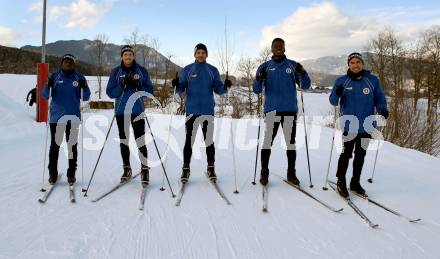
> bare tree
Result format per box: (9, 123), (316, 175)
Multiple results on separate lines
(254, 47), (272, 116)
(92, 33), (109, 99)
(365, 27), (440, 156)
(237, 57), (257, 115)
(139, 33), (151, 68)
(257, 46), (272, 64)
(124, 29), (141, 55)
(366, 28), (405, 140)
(149, 37), (161, 85)
(406, 40), (427, 110)
(422, 26), (440, 117)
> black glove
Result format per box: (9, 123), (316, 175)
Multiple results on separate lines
(224, 79), (232, 90)
(379, 109), (389, 119)
(296, 63), (305, 75)
(48, 77), (55, 88)
(256, 70), (267, 81)
(171, 78), (179, 87)
(128, 74), (141, 90)
(78, 79), (88, 89)
(335, 85), (344, 97)
(121, 76), (129, 89)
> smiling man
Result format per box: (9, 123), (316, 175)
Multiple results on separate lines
(329, 52), (388, 198)
(172, 43), (232, 184)
(253, 37), (311, 186)
(106, 45), (154, 186)
(42, 54), (91, 185)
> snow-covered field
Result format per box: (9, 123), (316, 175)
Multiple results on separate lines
(1, 74), (440, 259)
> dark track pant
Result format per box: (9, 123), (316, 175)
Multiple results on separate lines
(116, 115), (148, 167)
(261, 111), (297, 173)
(336, 132), (371, 183)
(183, 114), (215, 166)
(48, 122), (79, 177)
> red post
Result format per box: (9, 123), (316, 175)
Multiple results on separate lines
(36, 63), (49, 122)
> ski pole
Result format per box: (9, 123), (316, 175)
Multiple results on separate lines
(323, 106), (337, 190)
(80, 88), (86, 192)
(368, 124), (385, 183)
(84, 89), (126, 197)
(160, 72), (178, 192)
(252, 94), (262, 185)
(41, 87), (51, 192)
(225, 73), (239, 194)
(300, 89), (313, 188)
(145, 115), (176, 197)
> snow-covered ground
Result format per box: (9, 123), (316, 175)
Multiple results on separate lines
(1, 74), (440, 259)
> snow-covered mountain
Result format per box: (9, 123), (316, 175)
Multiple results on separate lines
(22, 39), (180, 71)
(0, 74), (439, 259)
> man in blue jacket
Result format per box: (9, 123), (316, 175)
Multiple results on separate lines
(106, 45), (154, 185)
(329, 52), (388, 197)
(253, 38), (311, 186)
(43, 54), (91, 185)
(171, 43), (231, 183)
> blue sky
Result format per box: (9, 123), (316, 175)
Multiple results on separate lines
(1, 0), (439, 69)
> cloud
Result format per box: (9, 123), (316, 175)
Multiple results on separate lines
(28, 0), (112, 29)
(0, 26), (20, 46)
(259, 2), (440, 60)
(260, 2), (382, 60)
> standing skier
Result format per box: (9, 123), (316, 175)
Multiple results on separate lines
(42, 54), (91, 185)
(329, 52), (388, 197)
(171, 43), (231, 183)
(106, 45), (154, 185)
(253, 38), (311, 186)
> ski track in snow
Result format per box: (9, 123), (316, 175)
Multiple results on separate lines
(1, 75), (440, 258)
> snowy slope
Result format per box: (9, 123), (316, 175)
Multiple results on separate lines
(0, 74), (440, 259)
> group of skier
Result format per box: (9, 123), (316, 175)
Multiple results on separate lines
(42, 37), (388, 199)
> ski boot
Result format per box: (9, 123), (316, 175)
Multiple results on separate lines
(259, 168), (269, 186)
(67, 168), (76, 186)
(48, 169), (58, 185)
(181, 166), (190, 184)
(120, 165), (132, 183)
(350, 180), (366, 196)
(287, 168), (300, 186)
(207, 163), (217, 183)
(141, 166), (150, 186)
(337, 177), (349, 198)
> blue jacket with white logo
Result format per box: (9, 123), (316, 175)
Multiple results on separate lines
(329, 70), (388, 133)
(42, 70), (91, 123)
(106, 61), (153, 115)
(253, 57), (311, 113)
(176, 62), (225, 115)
